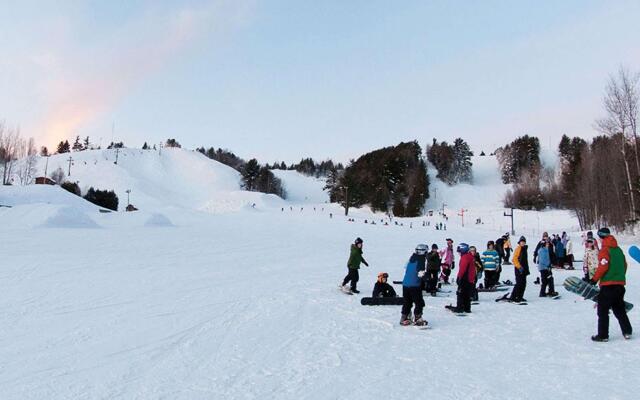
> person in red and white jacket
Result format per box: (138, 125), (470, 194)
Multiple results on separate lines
(446, 243), (476, 313)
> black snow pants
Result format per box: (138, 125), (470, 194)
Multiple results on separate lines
(510, 269), (527, 302)
(484, 270), (498, 288)
(456, 280), (472, 312)
(539, 269), (555, 296)
(342, 268), (359, 291)
(597, 285), (633, 338)
(401, 286), (425, 317)
(426, 270), (439, 293)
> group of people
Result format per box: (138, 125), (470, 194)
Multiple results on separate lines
(339, 227), (633, 341)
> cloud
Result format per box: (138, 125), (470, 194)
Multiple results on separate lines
(36, 1), (252, 147)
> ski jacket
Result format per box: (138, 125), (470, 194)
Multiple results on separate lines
(456, 253), (476, 284)
(593, 236), (627, 286)
(347, 244), (367, 269)
(513, 245), (530, 275)
(402, 254), (426, 288)
(372, 282), (397, 298)
(555, 241), (566, 258)
(426, 251), (441, 272)
(495, 238), (505, 253)
(583, 248), (599, 279)
(503, 239), (512, 250)
(537, 247), (552, 271)
(440, 246), (454, 267)
(481, 250), (499, 271)
(565, 240), (573, 255)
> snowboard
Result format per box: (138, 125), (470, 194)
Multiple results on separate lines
(337, 286), (353, 295)
(444, 305), (467, 316)
(360, 297), (404, 306)
(563, 276), (634, 312)
(478, 287), (509, 292)
(629, 245), (640, 264)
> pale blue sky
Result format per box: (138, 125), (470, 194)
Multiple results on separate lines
(1, 1), (639, 163)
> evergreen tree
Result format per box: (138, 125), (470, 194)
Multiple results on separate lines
(40, 146), (49, 157)
(241, 159), (261, 190)
(72, 136), (83, 151)
(56, 140), (70, 154)
(83, 136), (90, 150)
(452, 138), (473, 183)
(142, 142), (149, 150)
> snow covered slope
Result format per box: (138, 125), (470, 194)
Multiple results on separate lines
(24, 148), (283, 213)
(271, 170), (329, 204)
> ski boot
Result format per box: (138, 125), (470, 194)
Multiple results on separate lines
(547, 291), (559, 297)
(413, 314), (427, 326)
(624, 333), (632, 340)
(591, 335), (609, 342)
(351, 288), (360, 294)
(400, 314), (412, 326)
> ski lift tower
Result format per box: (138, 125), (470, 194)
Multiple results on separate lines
(504, 207), (515, 235)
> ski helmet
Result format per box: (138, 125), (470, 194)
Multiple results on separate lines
(415, 244), (428, 255)
(355, 237), (363, 245)
(597, 227), (610, 238)
(457, 243), (470, 254)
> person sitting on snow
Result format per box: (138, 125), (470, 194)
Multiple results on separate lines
(372, 272), (397, 298)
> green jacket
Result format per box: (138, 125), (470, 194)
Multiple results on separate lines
(347, 244), (367, 269)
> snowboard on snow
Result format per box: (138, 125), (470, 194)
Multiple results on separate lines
(337, 286), (353, 295)
(494, 293), (528, 305)
(629, 245), (640, 264)
(478, 287), (509, 292)
(444, 305), (468, 316)
(360, 297), (404, 306)
(563, 276), (634, 312)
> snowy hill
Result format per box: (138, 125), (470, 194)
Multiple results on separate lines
(271, 170), (329, 204)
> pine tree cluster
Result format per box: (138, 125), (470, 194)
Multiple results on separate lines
(84, 187), (119, 211)
(426, 138), (473, 185)
(327, 141), (429, 217)
(495, 135), (541, 184)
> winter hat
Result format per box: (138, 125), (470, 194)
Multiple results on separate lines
(431, 243), (439, 250)
(457, 243), (470, 254)
(355, 237), (363, 245)
(587, 231), (594, 238)
(377, 272), (389, 283)
(518, 236), (527, 244)
(597, 228), (611, 238)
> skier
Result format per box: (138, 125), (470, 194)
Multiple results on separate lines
(503, 233), (512, 265)
(536, 240), (558, 297)
(439, 238), (455, 284)
(425, 244), (441, 295)
(481, 241), (500, 288)
(400, 244), (428, 326)
(509, 236), (530, 303)
(372, 272), (397, 298)
(590, 228), (633, 342)
(445, 243), (475, 313)
(583, 239), (599, 280)
(340, 237), (369, 294)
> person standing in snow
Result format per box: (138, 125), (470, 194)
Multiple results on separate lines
(564, 236), (574, 270)
(582, 230), (600, 251)
(503, 233), (512, 265)
(495, 235), (506, 282)
(555, 238), (566, 269)
(590, 228), (633, 342)
(583, 239), (599, 280)
(533, 232), (552, 265)
(481, 241), (500, 288)
(446, 243), (475, 313)
(372, 272), (396, 298)
(340, 237), (369, 294)
(439, 238), (455, 284)
(509, 236), (530, 303)
(400, 244), (428, 326)
(536, 240), (558, 297)
(425, 244), (441, 296)
(469, 246), (483, 301)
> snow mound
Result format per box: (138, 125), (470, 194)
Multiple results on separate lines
(144, 213), (174, 227)
(40, 206), (101, 229)
(0, 185), (99, 211)
(271, 170), (329, 204)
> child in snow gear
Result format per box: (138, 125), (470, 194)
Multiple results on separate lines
(590, 228), (632, 342)
(425, 244), (441, 295)
(533, 232), (550, 265)
(341, 237), (369, 294)
(536, 240), (558, 297)
(447, 243), (475, 313)
(470, 246), (482, 301)
(439, 239), (455, 284)
(510, 236), (530, 303)
(583, 239), (599, 280)
(481, 241), (500, 288)
(372, 272), (397, 298)
(503, 234), (512, 264)
(400, 245), (427, 326)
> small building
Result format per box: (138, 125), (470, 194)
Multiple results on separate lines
(35, 177), (55, 185)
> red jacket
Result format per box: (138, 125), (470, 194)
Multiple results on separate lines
(457, 252), (476, 284)
(593, 236), (627, 286)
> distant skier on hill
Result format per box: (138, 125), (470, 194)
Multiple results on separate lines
(589, 228), (632, 342)
(340, 237), (369, 294)
(439, 239), (455, 284)
(400, 244), (428, 326)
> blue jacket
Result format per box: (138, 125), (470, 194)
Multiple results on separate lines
(537, 247), (551, 271)
(402, 254), (425, 287)
(555, 241), (565, 258)
(481, 250), (499, 271)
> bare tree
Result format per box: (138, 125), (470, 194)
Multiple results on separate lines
(50, 167), (65, 185)
(618, 67), (640, 176)
(17, 137), (38, 185)
(0, 123), (21, 185)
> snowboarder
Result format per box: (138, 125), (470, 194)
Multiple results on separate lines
(481, 241), (500, 288)
(425, 244), (441, 295)
(503, 233), (512, 264)
(536, 240), (558, 297)
(372, 272), (397, 298)
(439, 238), (455, 284)
(510, 236), (530, 303)
(590, 228), (632, 342)
(400, 244), (428, 326)
(446, 243), (475, 313)
(340, 237), (369, 294)
(583, 239), (599, 280)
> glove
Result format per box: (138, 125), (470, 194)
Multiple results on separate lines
(418, 271), (425, 278)
(363, 261), (369, 267)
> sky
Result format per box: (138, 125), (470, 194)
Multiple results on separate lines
(1, 0), (640, 163)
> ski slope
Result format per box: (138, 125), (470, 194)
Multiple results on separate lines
(1, 150), (638, 400)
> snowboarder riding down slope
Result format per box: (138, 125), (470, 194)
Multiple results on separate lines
(400, 244), (428, 326)
(589, 228), (632, 342)
(509, 236), (530, 303)
(372, 272), (396, 298)
(340, 237), (369, 294)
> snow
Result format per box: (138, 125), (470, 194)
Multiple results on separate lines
(1, 150), (638, 399)
(272, 170), (329, 204)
